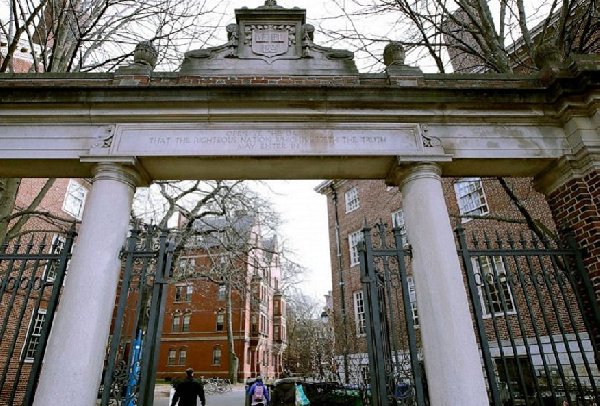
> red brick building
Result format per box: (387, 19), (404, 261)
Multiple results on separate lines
(316, 177), (597, 391)
(156, 214), (287, 382)
(0, 177), (90, 404)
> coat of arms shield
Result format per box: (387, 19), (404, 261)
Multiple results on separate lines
(252, 28), (289, 57)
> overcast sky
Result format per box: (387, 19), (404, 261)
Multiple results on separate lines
(258, 180), (332, 303)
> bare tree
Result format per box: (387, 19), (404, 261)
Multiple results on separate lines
(315, 0), (599, 73)
(284, 292), (336, 379)
(134, 180), (302, 382)
(0, 0), (233, 241)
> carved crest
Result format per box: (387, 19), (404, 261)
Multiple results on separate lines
(252, 27), (289, 57)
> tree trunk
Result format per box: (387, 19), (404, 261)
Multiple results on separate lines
(0, 178), (21, 241)
(226, 281), (239, 383)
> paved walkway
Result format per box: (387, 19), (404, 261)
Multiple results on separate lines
(154, 384), (247, 406)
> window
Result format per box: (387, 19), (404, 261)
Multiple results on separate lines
(172, 314), (181, 332)
(495, 357), (535, 398)
(24, 309), (46, 361)
(168, 349), (176, 365)
(454, 178), (489, 221)
(218, 285), (226, 301)
(182, 314), (191, 332)
(251, 314), (258, 333)
(353, 291), (366, 336)
(216, 314), (224, 331)
(213, 346), (222, 365)
(179, 348), (187, 365)
(175, 286), (184, 302)
(472, 256), (515, 317)
(391, 209), (408, 246)
(348, 230), (364, 266)
(345, 186), (360, 213)
(407, 277), (419, 327)
(175, 284), (192, 302)
(274, 325), (280, 341)
(177, 257), (195, 276)
(62, 179), (87, 220)
(44, 235), (66, 282)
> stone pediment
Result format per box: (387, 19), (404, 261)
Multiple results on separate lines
(179, 1), (358, 75)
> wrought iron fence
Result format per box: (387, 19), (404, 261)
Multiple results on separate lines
(0, 227), (76, 406)
(358, 222), (426, 406)
(99, 223), (174, 406)
(456, 224), (600, 406)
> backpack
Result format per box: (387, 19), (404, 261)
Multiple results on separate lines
(253, 383), (265, 401)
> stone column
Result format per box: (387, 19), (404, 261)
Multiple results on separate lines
(33, 162), (141, 406)
(389, 162), (488, 406)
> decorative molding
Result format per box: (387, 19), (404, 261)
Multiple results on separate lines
(91, 126), (116, 148)
(418, 124), (442, 148)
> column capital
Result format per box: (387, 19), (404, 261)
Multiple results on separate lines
(386, 161), (443, 188)
(81, 156), (149, 187)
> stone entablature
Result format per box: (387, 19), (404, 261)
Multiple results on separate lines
(0, 55), (598, 182)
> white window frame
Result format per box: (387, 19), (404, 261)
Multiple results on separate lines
(172, 314), (181, 332)
(168, 349), (177, 365)
(407, 277), (419, 328)
(24, 309), (47, 362)
(62, 179), (87, 220)
(179, 348), (187, 365)
(348, 230), (364, 266)
(44, 234), (66, 282)
(391, 209), (408, 246)
(353, 291), (366, 336)
(216, 313), (224, 331)
(213, 346), (222, 365)
(185, 284), (193, 301)
(217, 284), (226, 301)
(472, 256), (516, 318)
(454, 178), (489, 222)
(182, 314), (191, 332)
(345, 186), (360, 213)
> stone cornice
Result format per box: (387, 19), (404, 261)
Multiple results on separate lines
(534, 148), (600, 195)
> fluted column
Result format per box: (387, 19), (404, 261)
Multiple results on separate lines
(34, 162), (141, 406)
(390, 162), (488, 406)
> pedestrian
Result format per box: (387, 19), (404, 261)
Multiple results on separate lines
(171, 368), (206, 406)
(248, 376), (270, 406)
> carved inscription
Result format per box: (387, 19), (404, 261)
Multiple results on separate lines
(114, 126), (418, 156)
(148, 130), (387, 151)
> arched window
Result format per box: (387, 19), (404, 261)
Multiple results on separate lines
(172, 314), (181, 332)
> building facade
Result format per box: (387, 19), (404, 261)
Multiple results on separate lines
(317, 177), (599, 397)
(156, 215), (287, 382)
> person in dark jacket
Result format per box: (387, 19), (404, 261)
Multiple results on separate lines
(171, 368), (206, 406)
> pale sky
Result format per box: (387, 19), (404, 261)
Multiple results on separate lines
(259, 181), (332, 303)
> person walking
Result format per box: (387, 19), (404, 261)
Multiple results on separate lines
(171, 368), (206, 406)
(247, 376), (269, 406)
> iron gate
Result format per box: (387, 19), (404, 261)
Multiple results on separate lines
(456, 224), (600, 406)
(359, 222), (426, 406)
(100, 223), (174, 406)
(0, 226), (76, 406)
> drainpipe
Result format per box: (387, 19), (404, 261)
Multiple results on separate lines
(331, 184), (350, 384)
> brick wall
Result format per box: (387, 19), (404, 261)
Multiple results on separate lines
(545, 170), (600, 352)
(324, 177), (567, 357)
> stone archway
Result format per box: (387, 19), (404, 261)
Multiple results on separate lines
(0, 3), (599, 405)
